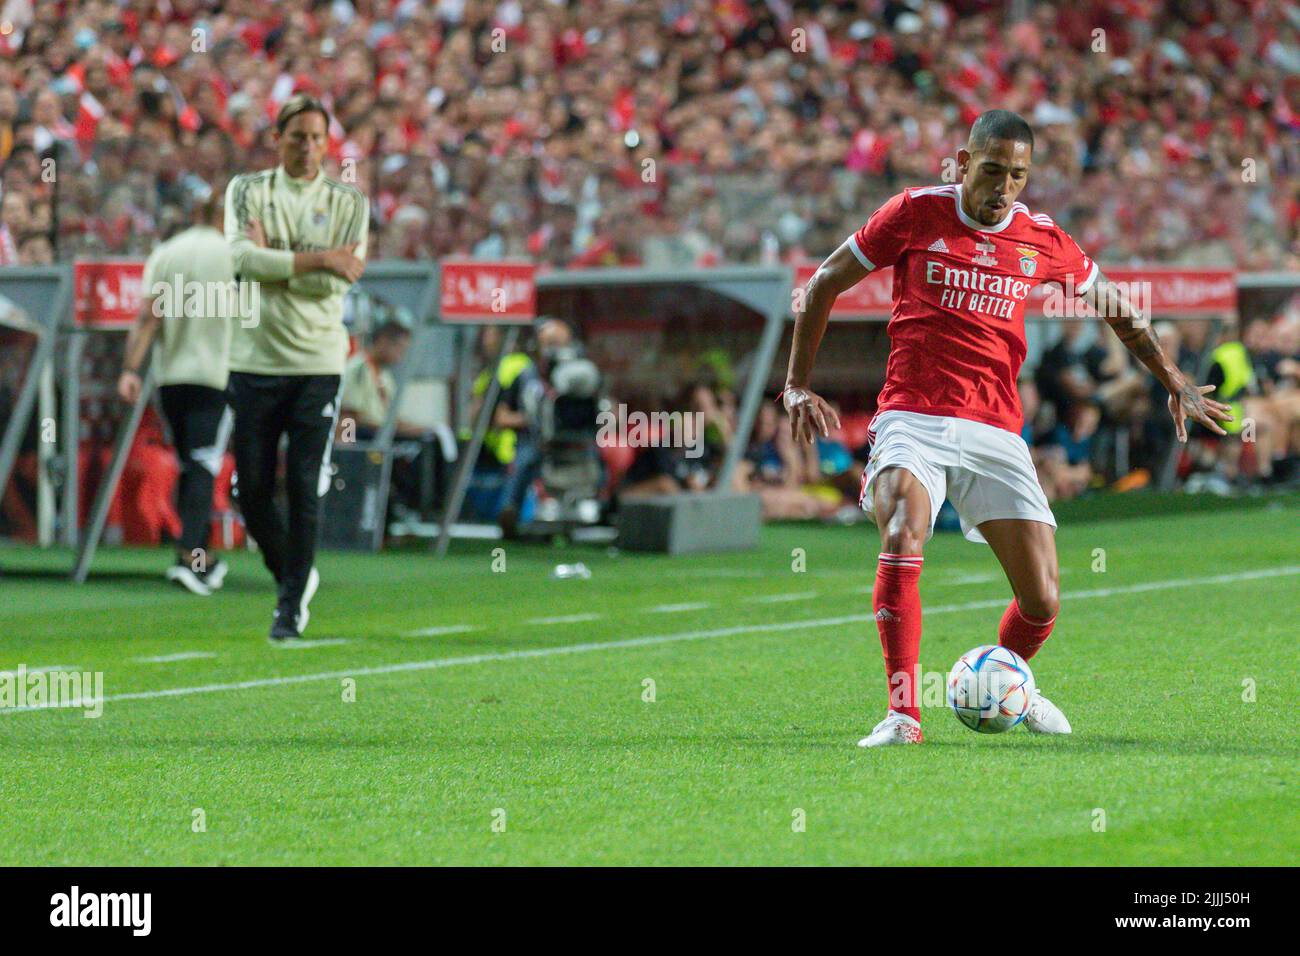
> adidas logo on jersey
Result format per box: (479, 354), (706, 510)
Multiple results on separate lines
(927, 238), (949, 253)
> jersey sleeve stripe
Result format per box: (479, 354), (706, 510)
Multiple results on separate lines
(847, 234), (875, 270)
(1075, 260), (1100, 295)
(910, 184), (957, 197)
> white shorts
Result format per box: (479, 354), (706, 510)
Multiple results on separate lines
(858, 410), (1056, 544)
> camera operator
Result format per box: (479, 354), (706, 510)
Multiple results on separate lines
(497, 318), (602, 536)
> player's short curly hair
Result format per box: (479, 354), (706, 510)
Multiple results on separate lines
(275, 94), (330, 134)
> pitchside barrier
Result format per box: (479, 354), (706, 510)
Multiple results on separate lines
(2, 263), (1292, 572)
(0, 266), (72, 548)
(7, 257), (784, 571)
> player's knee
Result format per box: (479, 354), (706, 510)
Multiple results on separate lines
(878, 496), (927, 555)
(880, 523), (926, 556)
(1020, 580), (1060, 622)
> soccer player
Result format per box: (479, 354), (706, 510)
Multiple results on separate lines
(116, 189), (233, 596)
(224, 95), (368, 640)
(783, 110), (1233, 746)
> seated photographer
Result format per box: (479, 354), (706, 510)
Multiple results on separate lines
(341, 321), (422, 438)
(340, 320), (435, 516)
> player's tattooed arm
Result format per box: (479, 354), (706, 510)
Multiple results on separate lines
(1083, 272), (1234, 442)
(783, 239), (866, 442)
(1084, 273), (1166, 370)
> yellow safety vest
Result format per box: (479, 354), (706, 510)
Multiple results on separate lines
(1209, 342), (1253, 435)
(471, 352), (533, 465)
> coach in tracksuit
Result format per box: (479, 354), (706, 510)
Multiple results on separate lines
(224, 95), (368, 640)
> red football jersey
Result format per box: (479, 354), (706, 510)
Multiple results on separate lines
(851, 184), (1098, 434)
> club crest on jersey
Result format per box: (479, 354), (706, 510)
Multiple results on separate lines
(972, 239), (998, 267)
(1016, 246), (1039, 276)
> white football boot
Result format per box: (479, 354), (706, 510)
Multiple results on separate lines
(857, 711), (924, 748)
(1023, 689), (1072, 734)
(203, 560), (229, 591)
(166, 564), (211, 596)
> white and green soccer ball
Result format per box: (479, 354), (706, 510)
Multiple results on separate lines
(947, 645), (1036, 733)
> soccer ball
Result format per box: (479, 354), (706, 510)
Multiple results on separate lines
(947, 645), (1036, 733)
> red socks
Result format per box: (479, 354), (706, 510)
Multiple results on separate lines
(998, 598), (1056, 661)
(873, 553), (924, 721)
(873, 559), (1056, 722)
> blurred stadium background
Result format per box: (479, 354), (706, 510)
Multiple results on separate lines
(1, 0), (1299, 555)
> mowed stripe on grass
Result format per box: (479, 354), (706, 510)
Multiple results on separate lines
(5, 564), (1294, 715)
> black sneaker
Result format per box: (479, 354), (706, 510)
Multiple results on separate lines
(268, 602), (301, 642)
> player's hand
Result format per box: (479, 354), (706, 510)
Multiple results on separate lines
(116, 370), (142, 404)
(246, 218), (267, 247)
(321, 244), (365, 283)
(1167, 380), (1233, 443)
(783, 386), (840, 445)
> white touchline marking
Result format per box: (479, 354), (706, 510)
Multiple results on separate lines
(748, 592), (818, 604)
(401, 624), (481, 638)
(527, 613), (603, 625)
(648, 602), (711, 613)
(0, 664), (82, 677)
(853, 568), (1064, 594)
(5, 565), (1296, 715)
(273, 639), (349, 650)
(944, 572), (1002, 585)
(135, 652), (217, 664)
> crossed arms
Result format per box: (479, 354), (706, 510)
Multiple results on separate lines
(224, 177), (367, 296)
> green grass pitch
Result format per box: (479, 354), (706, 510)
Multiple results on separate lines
(0, 495), (1295, 865)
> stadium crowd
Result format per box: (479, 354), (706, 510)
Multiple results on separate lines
(1, 0), (1298, 269)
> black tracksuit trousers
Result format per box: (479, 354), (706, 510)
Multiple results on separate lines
(227, 371), (340, 607)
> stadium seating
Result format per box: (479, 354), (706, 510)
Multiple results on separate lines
(0, 2), (1294, 271)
